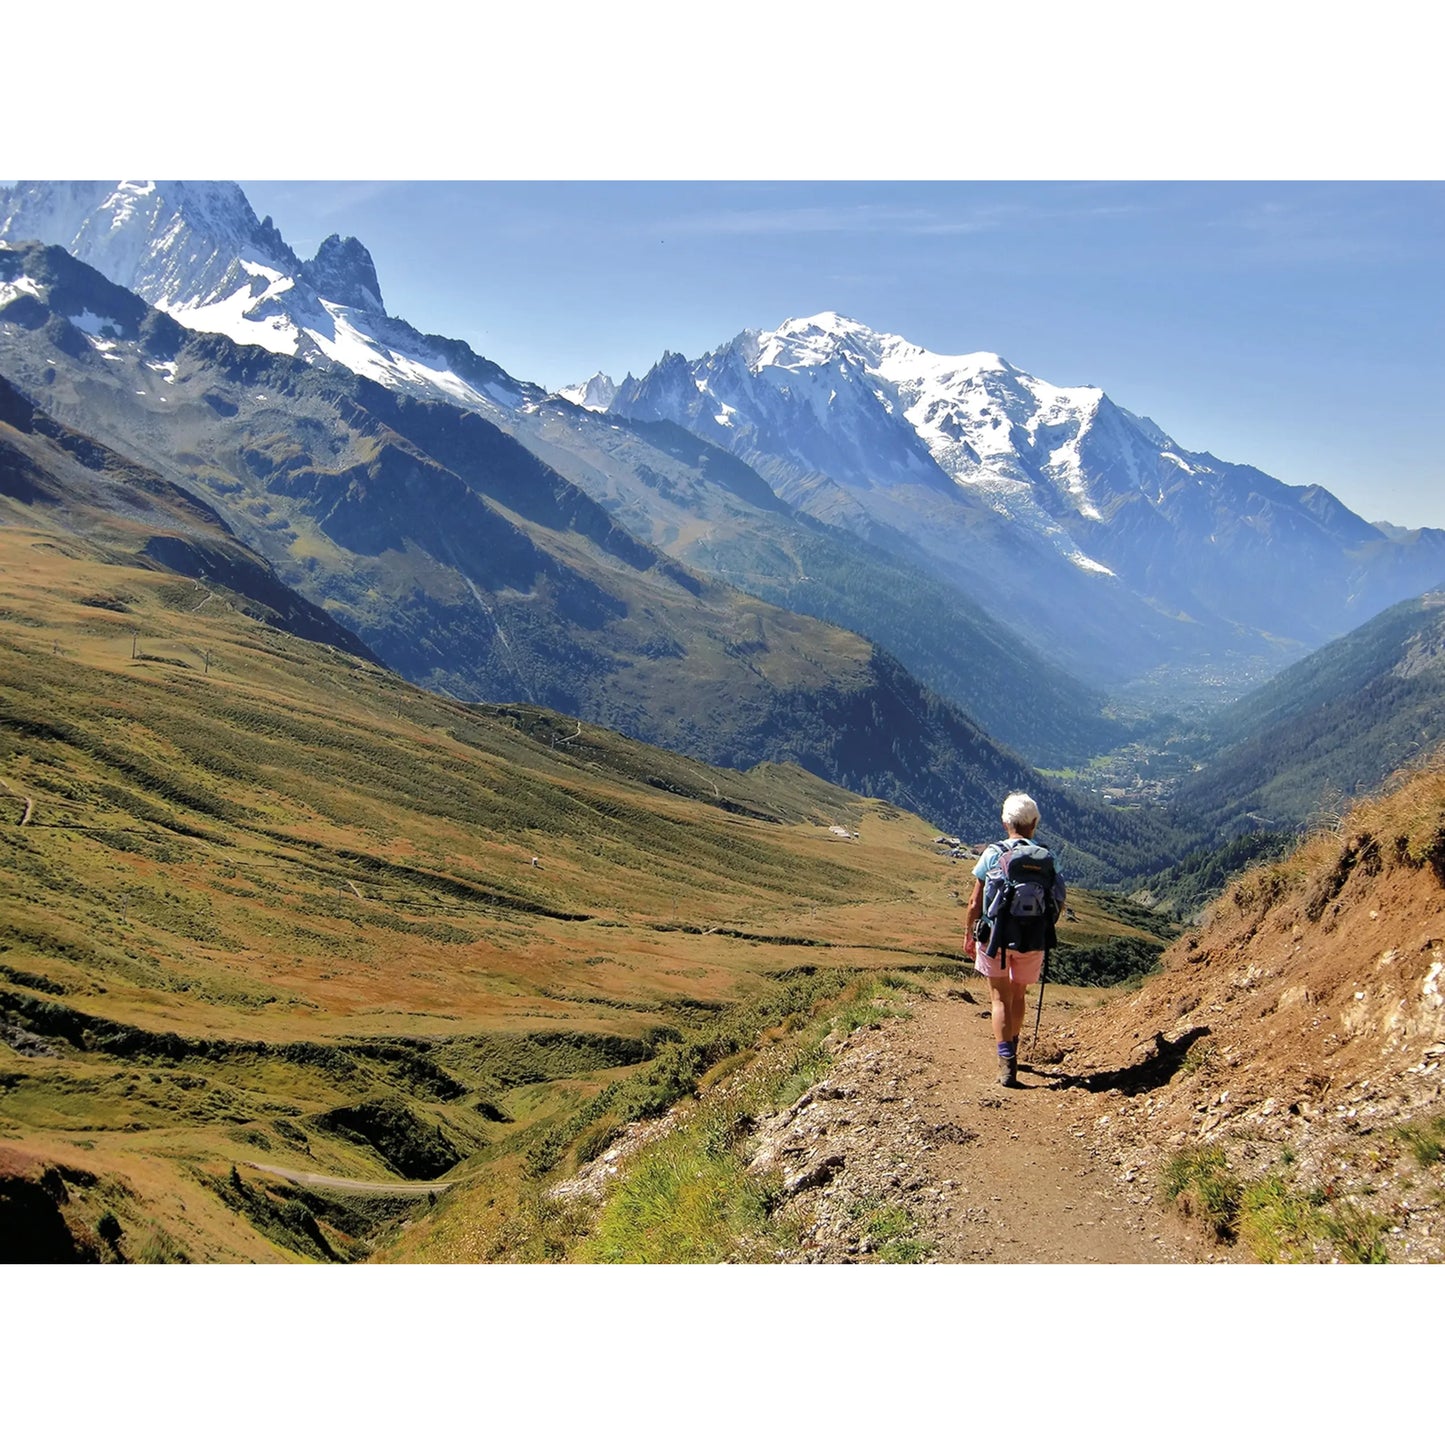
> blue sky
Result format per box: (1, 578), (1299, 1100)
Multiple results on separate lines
(16, 5), (1443, 528)
(240, 179), (1444, 528)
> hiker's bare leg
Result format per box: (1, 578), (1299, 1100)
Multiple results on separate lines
(988, 977), (1013, 1044)
(1008, 980), (1027, 1043)
(988, 976), (1027, 1039)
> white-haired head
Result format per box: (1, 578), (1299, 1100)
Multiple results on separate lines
(1001, 792), (1040, 834)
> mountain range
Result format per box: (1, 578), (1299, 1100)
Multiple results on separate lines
(5, 177), (1442, 877)
(12, 180), (1441, 718)
(0, 181), (1138, 769)
(598, 312), (1445, 696)
(0, 235), (1182, 881)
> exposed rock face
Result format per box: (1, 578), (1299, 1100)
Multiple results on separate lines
(301, 235), (385, 314)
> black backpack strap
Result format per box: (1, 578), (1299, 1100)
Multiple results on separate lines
(988, 838), (1017, 956)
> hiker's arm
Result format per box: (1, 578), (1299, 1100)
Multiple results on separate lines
(962, 878), (984, 955)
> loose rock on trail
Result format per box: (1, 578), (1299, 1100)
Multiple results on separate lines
(748, 981), (1207, 1263)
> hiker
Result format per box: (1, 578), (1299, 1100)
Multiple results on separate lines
(962, 793), (1064, 1087)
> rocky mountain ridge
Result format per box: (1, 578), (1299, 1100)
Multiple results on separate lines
(606, 311), (1445, 691)
(0, 179), (536, 414)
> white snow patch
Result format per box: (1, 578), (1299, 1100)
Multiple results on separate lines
(171, 287), (301, 355)
(1068, 550), (1116, 576)
(239, 259), (289, 286)
(70, 310), (121, 336)
(298, 302), (516, 411)
(0, 276), (42, 306)
(482, 379), (524, 408)
(1160, 451), (1196, 475)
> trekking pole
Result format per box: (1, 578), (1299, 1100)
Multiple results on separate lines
(1030, 948), (1048, 1053)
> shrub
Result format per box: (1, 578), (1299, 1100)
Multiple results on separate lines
(1159, 1145), (1241, 1241)
(1320, 1205), (1391, 1264)
(1236, 1175), (1322, 1263)
(134, 1226), (191, 1264)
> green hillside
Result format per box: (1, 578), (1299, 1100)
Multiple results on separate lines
(0, 519), (1166, 1262)
(1173, 589), (1445, 837)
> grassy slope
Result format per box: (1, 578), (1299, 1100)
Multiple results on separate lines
(0, 524), (1163, 1262)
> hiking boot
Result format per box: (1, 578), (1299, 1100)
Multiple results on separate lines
(997, 1056), (1017, 1088)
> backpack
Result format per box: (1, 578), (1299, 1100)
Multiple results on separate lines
(980, 838), (1065, 956)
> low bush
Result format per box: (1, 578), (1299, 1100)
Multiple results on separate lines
(1159, 1145), (1242, 1241)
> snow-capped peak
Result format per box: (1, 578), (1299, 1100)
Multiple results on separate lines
(609, 310), (1192, 578)
(0, 179), (542, 419)
(558, 372), (618, 411)
(0, 179), (296, 310)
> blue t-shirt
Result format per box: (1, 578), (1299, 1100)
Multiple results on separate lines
(973, 838), (1019, 882)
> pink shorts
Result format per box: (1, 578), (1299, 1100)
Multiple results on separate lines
(973, 948), (1044, 985)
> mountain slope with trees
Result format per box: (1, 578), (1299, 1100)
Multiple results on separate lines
(1172, 588), (1445, 838)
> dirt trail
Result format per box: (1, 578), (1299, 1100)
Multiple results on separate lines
(758, 982), (1211, 1263)
(1, 779), (34, 825)
(244, 1162), (454, 1196)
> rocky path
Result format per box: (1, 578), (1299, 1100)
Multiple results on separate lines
(756, 982), (1208, 1263)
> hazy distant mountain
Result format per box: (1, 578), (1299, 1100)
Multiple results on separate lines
(606, 312), (1445, 692)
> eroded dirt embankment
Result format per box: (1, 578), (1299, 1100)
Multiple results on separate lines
(1053, 825), (1445, 1263)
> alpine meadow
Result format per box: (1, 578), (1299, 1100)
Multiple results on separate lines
(2, 179), (1443, 1267)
